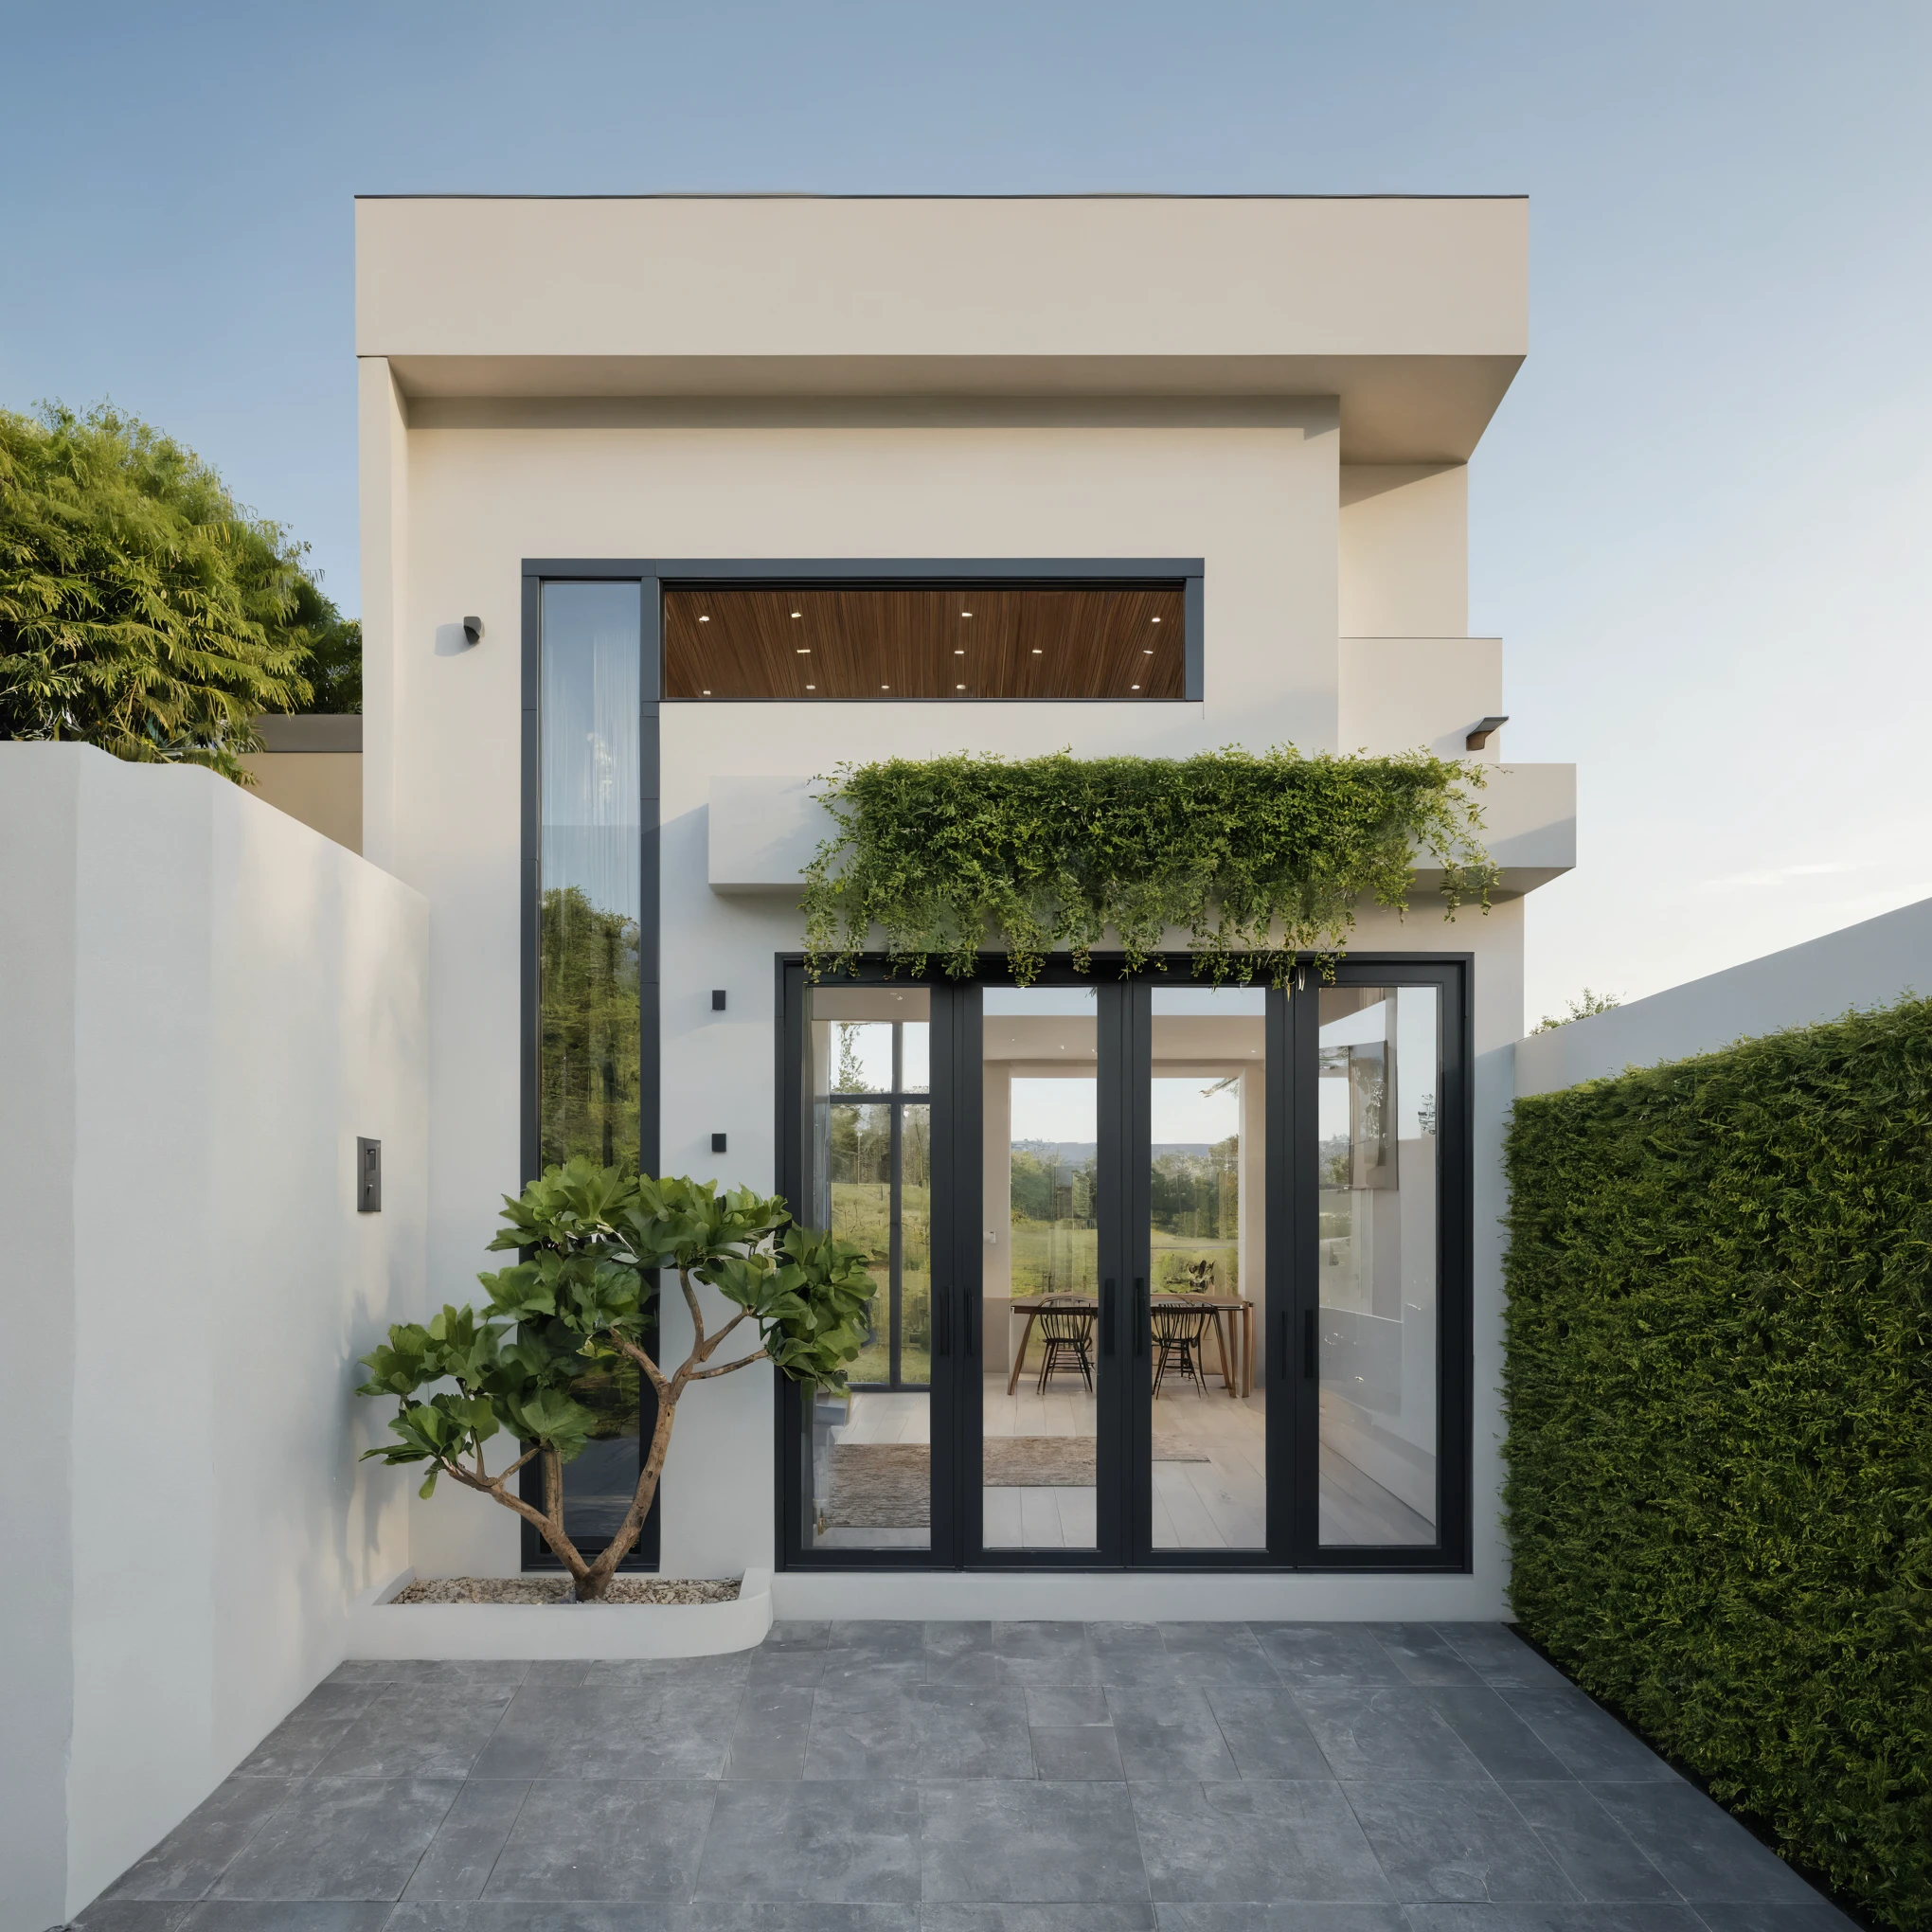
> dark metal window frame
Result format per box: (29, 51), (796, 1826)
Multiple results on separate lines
(653, 558), (1206, 704)
(518, 562), (663, 1570)
(775, 952), (1474, 1575)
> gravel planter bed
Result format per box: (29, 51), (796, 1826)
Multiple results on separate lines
(345, 1565), (774, 1659)
(395, 1576), (739, 1605)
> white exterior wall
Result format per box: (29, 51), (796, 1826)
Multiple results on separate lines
(0, 745), (429, 1930)
(1516, 895), (1932, 1099)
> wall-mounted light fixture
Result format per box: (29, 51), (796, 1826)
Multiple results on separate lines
(462, 616), (485, 647)
(1465, 715), (1509, 750)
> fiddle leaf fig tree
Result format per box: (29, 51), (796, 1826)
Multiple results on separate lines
(357, 1157), (874, 1601)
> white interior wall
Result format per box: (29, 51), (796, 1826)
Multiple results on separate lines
(1338, 464), (1469, 638)
(0, 744), (429, 1929)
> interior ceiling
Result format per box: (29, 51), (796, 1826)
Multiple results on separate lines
(664, 584), (1185, 701)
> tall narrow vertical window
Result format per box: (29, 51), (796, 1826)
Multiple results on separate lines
(798, 985), (932, 1551)
(537, 581), (642, 1547)
(1315, 984), (1440, 1547)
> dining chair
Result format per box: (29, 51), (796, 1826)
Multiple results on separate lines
(1035, 1297), (1096, 1395)
(1151, 1302), (1212, 1398)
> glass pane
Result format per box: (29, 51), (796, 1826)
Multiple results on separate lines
(1149, 986), (1267, 1549)
(539, 581), (643, 1553)
(1317, 985), (1440, 1546)
(798, 985), (933, 1551)
(982, 986), (1099, 1550)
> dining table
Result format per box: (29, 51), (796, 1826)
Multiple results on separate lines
(1005, 1291), (1256, 1399)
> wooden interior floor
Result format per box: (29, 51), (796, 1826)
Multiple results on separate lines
(829, 1375), (1434, 1551)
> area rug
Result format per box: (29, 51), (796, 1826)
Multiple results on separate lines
(820, 1437), (1206, 1529)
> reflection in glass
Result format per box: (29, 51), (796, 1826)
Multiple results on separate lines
(537, 581), (643, 1548)
(1149, 987), (1266, 1549)
(1317, 986), (1440, 1546)
(981, 986), (1099, 1551)
(799, 986), (932, 1551)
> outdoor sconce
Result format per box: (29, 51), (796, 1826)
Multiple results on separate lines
(1465, 715), (1509, 750)
(461, 615), (485, 647)
(711, 1133), (728, 1154)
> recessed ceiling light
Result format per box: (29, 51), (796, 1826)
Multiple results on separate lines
(1031, 649), (1043, 655)
(1144, 649), (1154, 654)
(880, 684), (890, 689)
(1152, 616), (1161, 624)
(960, 611), (973, 617)
(698, 615), (710, 623)
(796, 648), (811, 654)
(805, 683), (815, 689)
(1131, 683), (1140, 689)
(791, 611), (802, 618)
(956, 683), (965, 690)
(701, 688), (711, 694)
(954, 649), (965, 655)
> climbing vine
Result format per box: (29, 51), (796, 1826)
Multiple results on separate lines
(800, 745), (1494, 986)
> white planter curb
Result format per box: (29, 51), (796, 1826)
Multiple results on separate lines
(344, 1567), (774, 1660)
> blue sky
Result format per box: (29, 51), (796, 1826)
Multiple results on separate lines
(6, 0), (1928, 1017)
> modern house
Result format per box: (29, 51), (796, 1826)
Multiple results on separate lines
(354, 193), (1573, 1615)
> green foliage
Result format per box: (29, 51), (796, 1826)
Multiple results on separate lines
(0, 402), (359, 777)
(1532, 986), (1621, 1033)
(540, 885), (641, 1172)
(801, 745), (1494, 987)
(1504, 998), (1932, 1929)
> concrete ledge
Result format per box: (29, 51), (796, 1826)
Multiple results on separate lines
(708, 762), (1576, 900)
(345, 1567), (775, 1660)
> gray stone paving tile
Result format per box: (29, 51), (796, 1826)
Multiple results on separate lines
(832, 1619), (930, 1656)
(1084, 1622), (1166, 1660)
(1340, 1782), (1583, 1904)
(469, 1682), (738, 1780)
(67, 1904), (195, 1931)
(400, 1780), (529, 1900)
(602, 1654), (754, 1690)
(696, 1780), (922, 1903)
(1401, 1909), (1705, 1931)
(1153, 1907), (1409, 1930)
(322, 1661), (528, 1695)
(1587, 1782), (1824, 1904)
(106, 1777), (298, 1900)
(231, 1715), (357, 1778)
(1692, 1903), (1862, 1930)
(389, 1907), (916, 1931)
(747, 1645), (834, 1689)
(1130, 1780), (1391, 1905)
(1104, 1685), (1240, 1781)
(1154, 1623), (1269, 1681)
(291, 1683), (383, 1721)
(918, 1682), (1036, 1778)
(1293, 1688), (1489, 1783)
(1428, 1627), (1572, 1692)
(1501, 1784), (1675, 1903)
(762, 1619), (833, 1649)
(928, 1621), (996, 1657)
(725, 1677), (815, 1779)
(1247, 1625), (1406, 1690)
(1422, 1690), (1572, 1783)
(520, 1661), (594, 1690)
(1497, 1690), (1677, 1784)
(922, 1780), (1146, 1904)
(1202, 1683), (1331, 1780)
(820, 1648), (935, 1698)
(1031, 1726), (1127, 1780)
(1364, 1624), (1485, 1688)
(806, 1677), (924, 1778)
(313, 1690), (513, 1780)
(1026, 1686), (1111, 1727)
(209, 1777), (458, 1901)
(923, 1909), (1155, 1930)
(482, 1779), (716, 1900)
(992, 1623), (1103, 1685)
(178, 1905), (396, 1929)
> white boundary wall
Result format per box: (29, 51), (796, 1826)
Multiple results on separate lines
(0, 744), (429, 1931)
(1516, 896), (1932, 1099)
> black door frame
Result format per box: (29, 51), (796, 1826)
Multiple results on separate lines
(775, 952), (1474, 1574)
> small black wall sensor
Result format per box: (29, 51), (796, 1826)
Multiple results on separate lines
(711, 989), (727, 1011)
(461, 615), (485, 646)
(356, 1137), (382, 1212)
(711, 1132), (728, 1154)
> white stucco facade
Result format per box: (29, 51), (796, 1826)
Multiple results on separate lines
(354, 194), (1570, 1620)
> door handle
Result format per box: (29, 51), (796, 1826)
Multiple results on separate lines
(964, 1291), (976, 1358)
(1101, 1278), (1117, 1356)
(1303, 1307), (1317, 1381)
(1133, 1277), (1147, 1357)
(936, 1286), (951, 1358)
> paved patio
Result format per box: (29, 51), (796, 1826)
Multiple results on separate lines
(75, 1619), (1853, 1931)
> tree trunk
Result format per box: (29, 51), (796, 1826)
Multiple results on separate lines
(578, 1382), (680, 1600)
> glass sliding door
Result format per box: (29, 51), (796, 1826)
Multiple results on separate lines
(977, 986), (1102, 1553)
(1315, 983), (1442, 1547)
(797, 985), (934, 1551)
(1143, 986), (1268, 1550)
(534, 580), (646, 1555)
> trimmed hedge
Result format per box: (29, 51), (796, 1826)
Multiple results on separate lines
(1505, 998), (1932, 1929)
